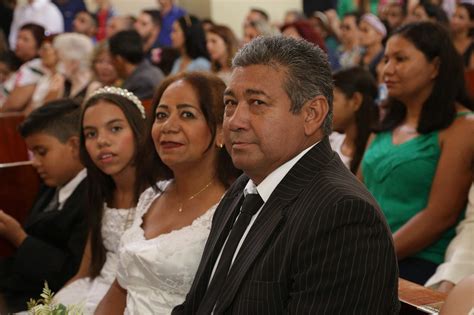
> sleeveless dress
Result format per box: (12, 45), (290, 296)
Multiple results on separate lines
(362, 113), (472, 266)
(116, 180), (217, 314)
(53, 205), (135, 314)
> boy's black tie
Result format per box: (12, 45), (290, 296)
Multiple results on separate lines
(43, 189), (59, 212)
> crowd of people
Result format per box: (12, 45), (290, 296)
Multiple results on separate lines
(0, 0), (473, 314)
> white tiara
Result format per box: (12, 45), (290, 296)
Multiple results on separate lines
(87, 86), (146, 119)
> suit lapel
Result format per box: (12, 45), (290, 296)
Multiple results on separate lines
(24, 187), (56, 228)
(189, 176), (248, 306)
(215, 195), (288, 312)
(215, 138), (335, 311)
(24, 180), (88, 228)
(196, 191), (244, 279)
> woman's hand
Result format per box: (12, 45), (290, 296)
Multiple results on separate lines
(437, 280), (455, 293)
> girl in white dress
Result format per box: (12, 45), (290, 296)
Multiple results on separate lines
(53, 87), (148, 314)
(96, 72), (240, 314)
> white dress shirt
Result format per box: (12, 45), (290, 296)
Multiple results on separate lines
(210, 142), (318, 283)
(9, 0), (64, 48)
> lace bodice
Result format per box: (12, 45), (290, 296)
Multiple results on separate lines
(116, 180), (217, 314)
(102, 204), (135, 252)
(53, 205), (135, 314)
(100, 205), (135, 281)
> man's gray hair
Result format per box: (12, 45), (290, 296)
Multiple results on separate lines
(232, 36), (333, 135)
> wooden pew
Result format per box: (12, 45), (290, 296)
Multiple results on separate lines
(0, 161), (40, 257)
(465, 70), (474, 101)
(399, 278), (447, 314)
(0, 113), (29, 163)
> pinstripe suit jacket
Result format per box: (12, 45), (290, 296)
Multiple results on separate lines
(173, 138), (400, 314)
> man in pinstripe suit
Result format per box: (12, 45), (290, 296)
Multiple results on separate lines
(173, 36), (399, 314)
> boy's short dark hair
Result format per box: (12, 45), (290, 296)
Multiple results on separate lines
(19, 99), (81, 143)
(19, 23), (46, 49)
(142, 9), (161, 27)
(108, 30), (144, 64)
(76, 10), (98, 27)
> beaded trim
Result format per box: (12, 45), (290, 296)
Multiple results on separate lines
(87, 86), (146, 119)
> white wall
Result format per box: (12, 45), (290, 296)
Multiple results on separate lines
(85, 0), (157, 15)
(179, 0), (211, 20)
(210, 0), (301, 37)
(85, 0), (301, 38)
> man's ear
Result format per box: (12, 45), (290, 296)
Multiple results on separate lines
(67, 136), (81, 160)
(302, 95), (329, 137)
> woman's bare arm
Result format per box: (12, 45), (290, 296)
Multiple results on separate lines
(393, 118), (474, 259)
(94, 279), (127, 315)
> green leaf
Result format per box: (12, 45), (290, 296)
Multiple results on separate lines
(26, 282), (84, 314)
(27, 298), (38, 310)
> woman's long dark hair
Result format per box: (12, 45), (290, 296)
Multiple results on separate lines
(79, 92), (148, 278)
(381, 22), (472, 134)
(177, 15), (210, 61)
(141, 71), (241, 192)
(458, 3), (474, 37)
(418, 0), (449, 25)
(333, 67), (378, 173)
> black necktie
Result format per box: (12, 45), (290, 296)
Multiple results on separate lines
(43, 189), (59, 212)
(199, 192), (264, 313)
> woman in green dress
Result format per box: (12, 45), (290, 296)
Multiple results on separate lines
(360, 22), (474, 285)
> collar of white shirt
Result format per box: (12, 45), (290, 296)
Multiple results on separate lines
(58, 168), (87, 210)
(208, 141), (320, 291)
(244, 141), (319, 201)
(27, 0), (49, 10)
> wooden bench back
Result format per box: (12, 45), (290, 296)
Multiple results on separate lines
(399, 278), (447, 314)
(465, 70), (474, 100)
(0, 113), (29, 163)
(0, 162), (40, 257)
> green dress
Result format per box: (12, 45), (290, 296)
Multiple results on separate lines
(337, 0), (378, 18)
(361, 114), (470, 264)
